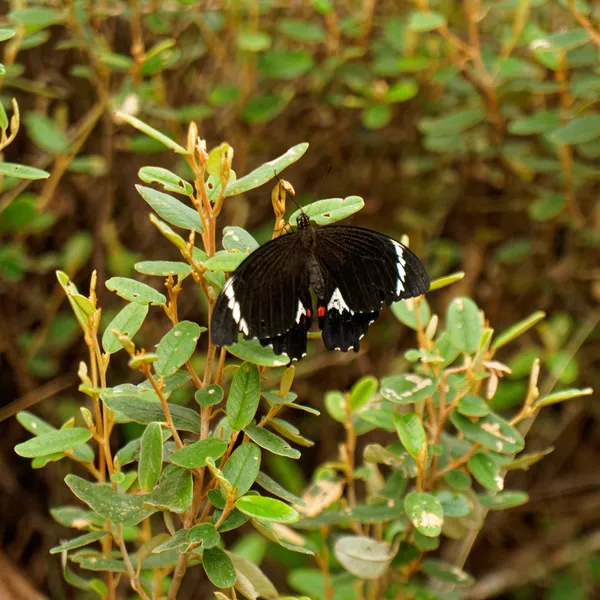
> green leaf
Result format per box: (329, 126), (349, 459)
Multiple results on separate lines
(289, 196), (364, 226)
(492, 310), (546, 350)
(10, 7), (60, 29)
(385, 80), (419, 103)
(204, 251), (246, 272)
(0, 162), (50, 180)
(392, 297), (431, 330)
(447, 297), (483, 354)
(24, 113), (69, 154)
(242, 92), (294, 125)
(49, 531), (107, 554)
(468, 452), (504, 491)
(227, 551), (278, 598)
(535, 387), (593, 408)
(208, 84), (241, 106)
(404, 491), (443, 537)
(258, 50), (313, 79)
(477, 490), (528, 509)
(223, 227), (259, 254)
(450, 412), (524, 454)
(138, 422), (163, 491)
(244, 422), (301, 459)
(101, 395), (201, 433)
(203, 546), (237, 588)
(134, 260), (192, 278)
(529, 193), (565, 221)
(0, 28), (16, 42)
(443, 469), (473, 490)
(155, 321), (204, 376)
(72, 556), (128, 573)
(380, 375), (435, 404)
(102, 303), (148, 354)
(508, 111), (561, 135)
(503, 447), (554, 471)
(546, 28), (590, 50)
(349, 376), (378, 411)
(362, 105), (392, 130)
(236, 495), (299, 523)
(333, 535), (394, 580)
(458, 394), (490, 417)
(195, 384), (224, 407)
(150, 214), (187, 250)
(223, 443), (261, 499)
(419, 107), (486, 137)
(15, 428), (92, 458)
(237, 30), (272, 52)
(116, 112), (189, 154)
(206, 458), (234, 497)
(225, 143), (308, 197)
(255, 472), (306, 506)
(429, 271), (465, 292)
(169, 438), (227, 469)
(188, 523), (220, 548)
(16, 411), (54, 436)
(550, 115), (600, 145)
(227, 362), (261, 430)
(420, 558), (474, 586)
(138, 166), (193, 196)
(105, 277), (166, 306)
(278, 19), (326, 43)
(65, 475), (155, 525)
(407, 10), (447, 32)
(226, 337), (291, 367)
(145, 465), (193, 513)
(393, 413), (426, 459)
(136, 185), (203, 233)
(435, 491), (472, 517)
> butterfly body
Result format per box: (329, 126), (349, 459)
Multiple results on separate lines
(211, 215), (430, 363)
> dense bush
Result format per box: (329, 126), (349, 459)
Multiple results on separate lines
(1, 2), (599, 599)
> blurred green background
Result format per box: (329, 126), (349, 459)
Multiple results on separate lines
(1, 1), (599, 598)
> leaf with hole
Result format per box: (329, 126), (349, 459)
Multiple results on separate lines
(404, 491), (443, 537)
(105, 277), (166, 306)
(289, 196), (364, 227)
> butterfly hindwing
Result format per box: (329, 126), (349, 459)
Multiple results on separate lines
(313, 226), (430, 352)
(211, 232), (313, 361)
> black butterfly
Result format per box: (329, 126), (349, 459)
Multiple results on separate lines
(211, 212), (430, 362)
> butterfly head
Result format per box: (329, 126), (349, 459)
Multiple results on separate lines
(296, 212), (310, 230)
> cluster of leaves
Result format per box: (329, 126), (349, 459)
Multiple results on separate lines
(13, 122), (592, 600)
(1, 2), (598, 389)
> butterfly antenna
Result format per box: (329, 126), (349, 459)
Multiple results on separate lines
(306, 166), (332, 217)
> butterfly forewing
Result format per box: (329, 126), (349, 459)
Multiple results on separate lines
(211, 232), (312, 351)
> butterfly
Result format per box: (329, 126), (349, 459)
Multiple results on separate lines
(211, 211), (430, 363)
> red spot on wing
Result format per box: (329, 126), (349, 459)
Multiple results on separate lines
(306, 309), (312, 318)
(317, 306), (325, 318)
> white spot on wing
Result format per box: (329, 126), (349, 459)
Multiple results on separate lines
(239, 317), (249, 335)
(327, 288), (353, 314)
(295, 300), (306, 323)
(392, 240), (406, 295)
